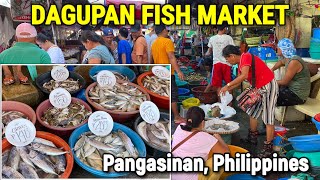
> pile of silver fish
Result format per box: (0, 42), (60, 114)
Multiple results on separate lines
(43, 78), (80, 92)
(88, 82), (148, 112)
(207, 124), (231, 131)
(2, 111), (29, 137)
(74, 130), (139, 171)
(142, 75), (170, 97)
(137, 120), (170, 152)
(42, 102), (92, 128)
(185, 73), (206, 81)
(2, 137), (68, 179)
(93, 71), (129, 81)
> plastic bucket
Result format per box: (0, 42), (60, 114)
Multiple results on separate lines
(133, 112), (170, 156)
(2, 101), (36, 125)
(191, 86), (218, 104)
(313, 28), (320, 39)
(137, 71), (169, 110)
(2, 131), (74, 178)
(69, 123), (146, 178)
(35, 97), (92, 138)
(85, 81), (151, 123)
(178, 88), (190, 96)
(292, 151), (320, 167)
(35, 71), (86, 96)
(288, 134), (320, 152)
(89, 66), (136, 82)
(176, 80), (188, 88)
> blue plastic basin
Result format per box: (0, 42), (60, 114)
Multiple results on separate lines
(89, 66), (136, 82)
(178, 88), (190, 96)
(288, 134), (320, 152)
(226, 174), (265, 180)
(312, 118), (320, 131)
(69, 123), (146, 178)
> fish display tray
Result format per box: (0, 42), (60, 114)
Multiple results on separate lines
(69, 123), (146, 178)
(204, 118), (240, 135)
(134, 112), (170, 153)
(36, 71), (86, 95)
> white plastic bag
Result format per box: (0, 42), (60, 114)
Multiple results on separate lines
(220, 91), (233, 115)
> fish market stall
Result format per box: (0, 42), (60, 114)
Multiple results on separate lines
(1, 65), (170, 179)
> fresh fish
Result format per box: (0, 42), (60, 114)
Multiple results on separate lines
(74, 135), (85, 151)
(7, 146), (21, 171)
(137, 121), (149, 142)
(19, 162), (39, 179)
(117, 130), (138, 158)
(42, 78), (80, 92)
(33, 137), (56, 147)
(2, 149), (10, 166)
(17, 146), (35, 168)
(28, 150), (57, 175)
(56, 155), (66, 173)
(86, 157), (103, 171)
(142, 75), (170, 97)
(31, 142), (68, 156)
(85, 136), (116, 151)
(2, 111), (29, 138)
(2, 166), (25, 179)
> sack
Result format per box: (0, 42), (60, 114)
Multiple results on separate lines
(237, 53), (262, 112)
(237, 88), (261, 112)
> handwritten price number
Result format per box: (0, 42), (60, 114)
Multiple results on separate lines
(100, 74), (113, 86)
(154, 69), (168, 78)
(142, 105), (156, 122)
(10, 124), (32, 144)
(54, 69), (67, 80)
(92, 116), (108, 133)
(53, 93), (68, 106)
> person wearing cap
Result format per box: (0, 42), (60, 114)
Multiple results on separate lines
(0, 23), (51, 64)
(204, 24), (235, 101)
(151, 24), (185, 124)
(130, 22), (148, 64)
(117, 27), (132, 64)
(145, 24), (157, 64)
(102, 27), (119, 64)
(36, 31), (65, 64)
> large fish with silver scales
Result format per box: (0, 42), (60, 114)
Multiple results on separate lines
(2, 137), (68, 179)
(74, 130), (139, 171)
(42, 78), (80, 92)
(88, 82), (148, 112)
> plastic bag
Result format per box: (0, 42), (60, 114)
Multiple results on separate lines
(220, 91), (233, 115)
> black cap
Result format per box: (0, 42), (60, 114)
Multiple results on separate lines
(119, 27), (129, 38)
(155, 24), (166, 35)
(130, 23), (141, 33)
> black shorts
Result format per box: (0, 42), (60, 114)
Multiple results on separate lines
(277, 86), (305, 106)
(171, 75), (179, 103)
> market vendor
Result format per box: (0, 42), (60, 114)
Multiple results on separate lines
(220, 45), (278, 158)
(36, 31), (65, 64)
(152, 24), (185, 124)
(102, 28), (119, 64)
(80, 30), (115, 64)
(172, 106), (229, 180)
(271, 38), (311, 106)
(204, 24), (235, 100)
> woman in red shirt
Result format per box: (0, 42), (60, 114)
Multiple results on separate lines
(220, 45), (279, 158)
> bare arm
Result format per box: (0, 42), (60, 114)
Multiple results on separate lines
(271, 59), (285, 71)
(168, 51), (184, 80)
(121, 53), (126, 64)
(206, 47), (213, 56)
(88, 58), (102, 64)
(277, 60), (301, 86)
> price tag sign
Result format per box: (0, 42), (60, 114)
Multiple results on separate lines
(139, 101), (160, 124)
(5, 118), (36, 147)
(152, 66), (170, 80)
(49, 88), (72, 109)
(51, 66), (69, 82)
(97, 70), (117, 88)
(88, 111), (114, 136)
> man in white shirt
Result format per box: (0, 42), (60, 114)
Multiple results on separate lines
(204, 24), (235, 98)
(145, 25), (157, 64)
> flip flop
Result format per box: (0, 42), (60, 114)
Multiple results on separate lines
(3, 77), (15, 85)
(19, 76), (30, 85)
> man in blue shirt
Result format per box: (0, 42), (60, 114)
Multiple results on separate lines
(117, 27), (132, 64)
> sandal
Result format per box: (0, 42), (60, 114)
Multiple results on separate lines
(257, 141), (274, 158)
(240, 129), (259, 145)
(3, 77), (15, 85)
(18, 75), (29, 85)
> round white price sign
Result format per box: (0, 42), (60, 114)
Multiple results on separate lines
(5, 118), (36, 147)
(49, 88), (72, 109)
(139, 101), (160, 124)
(152, 66), (170, 80)
(51, 66), (69, 82)
(88, 111), (114, 136)
(97, 70), (117, 88)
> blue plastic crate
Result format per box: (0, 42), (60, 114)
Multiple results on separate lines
(248, 47), (277, 60)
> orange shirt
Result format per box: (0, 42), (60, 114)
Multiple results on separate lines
(152, 37), (175, 74)
(132, 36), (148, 64)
